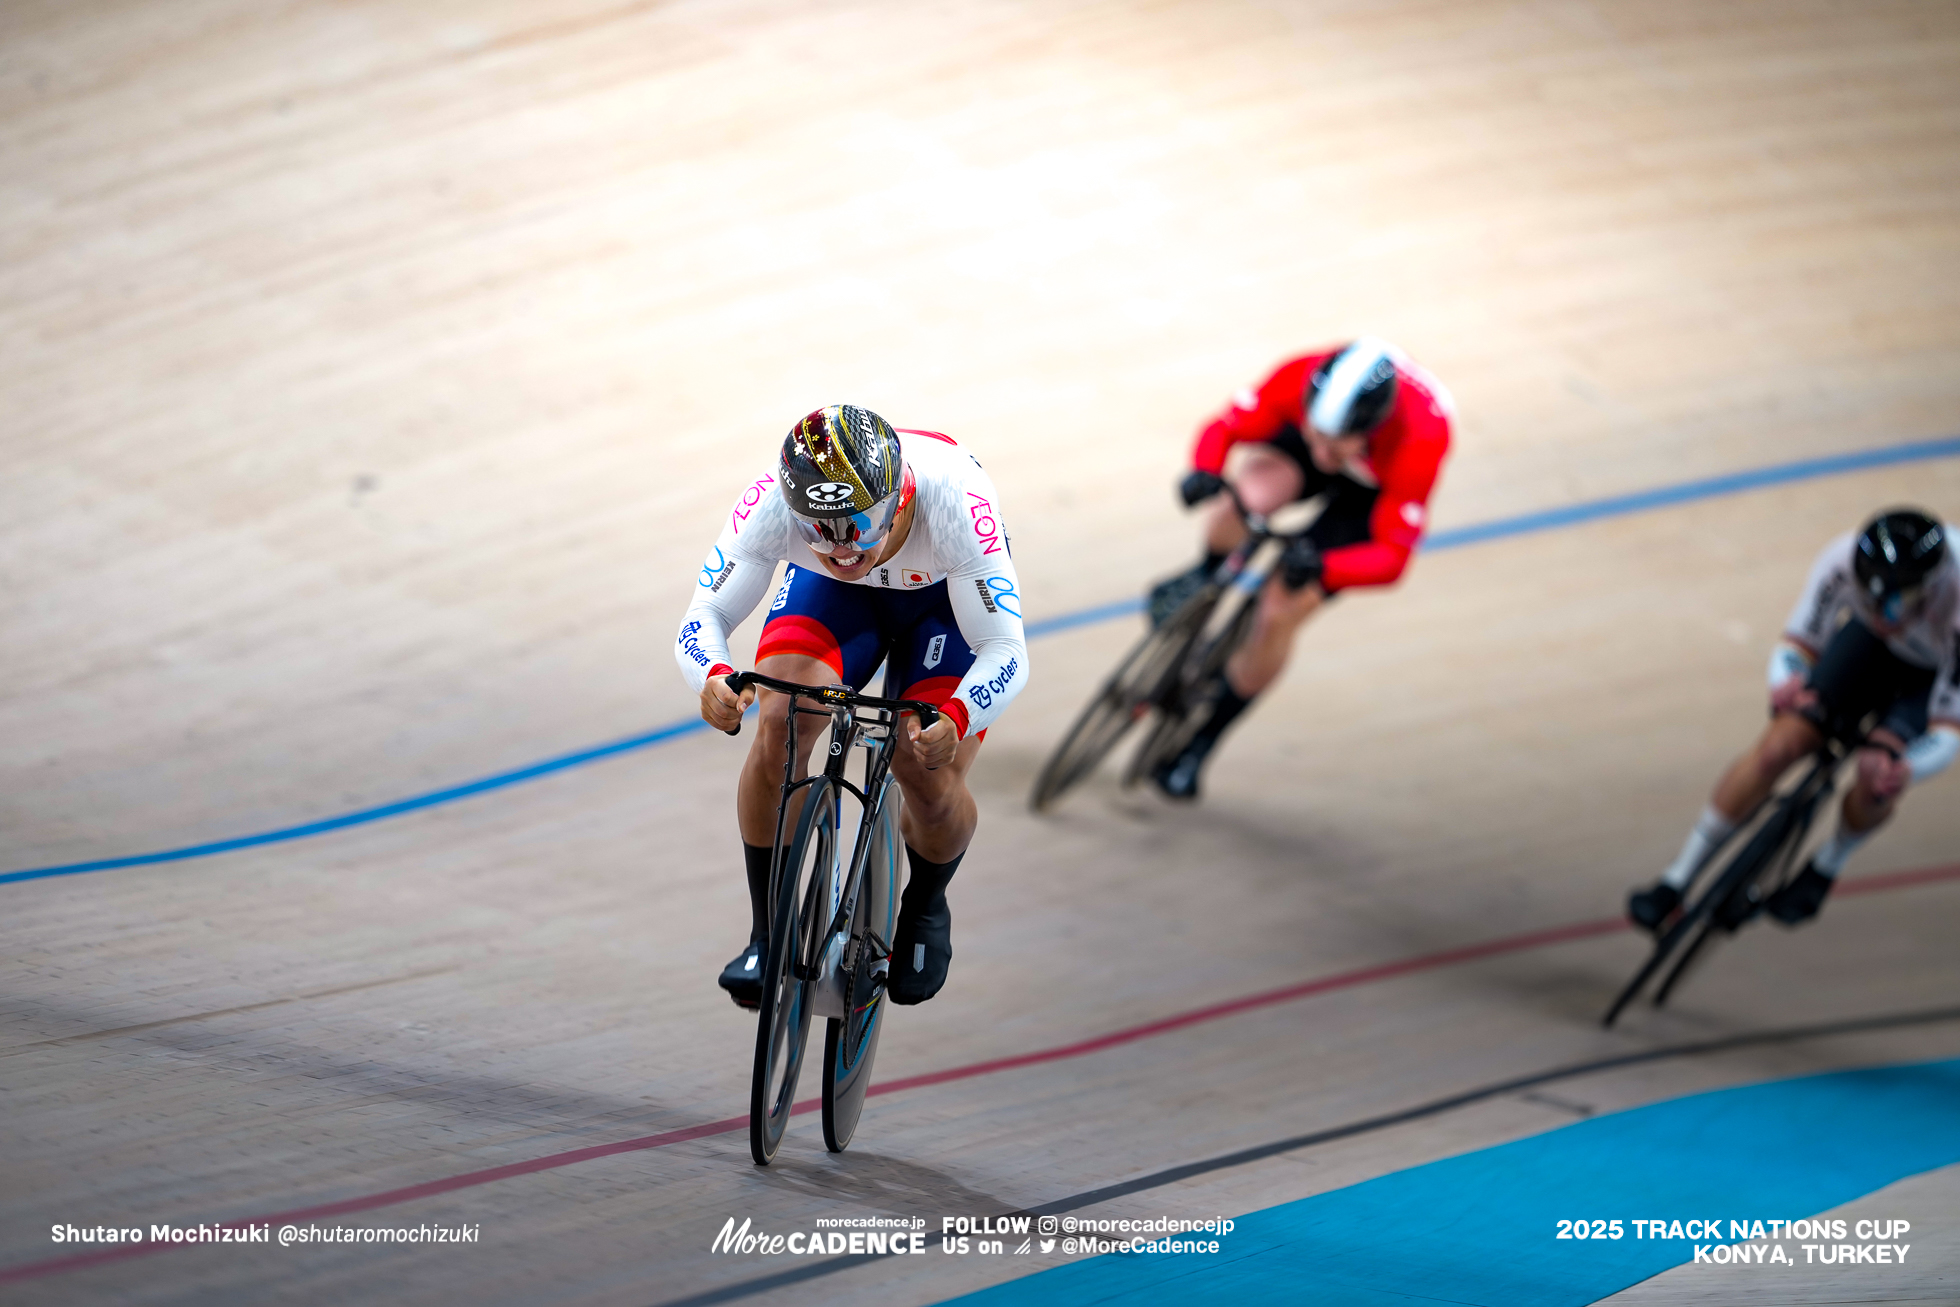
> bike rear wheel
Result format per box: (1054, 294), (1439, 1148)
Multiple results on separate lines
(750, 776), (839, 1165)
(1029, 585), (1219, 811)
(822, 784), (901, 1151)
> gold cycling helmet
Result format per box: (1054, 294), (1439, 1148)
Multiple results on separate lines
(777, 404), (915, 556)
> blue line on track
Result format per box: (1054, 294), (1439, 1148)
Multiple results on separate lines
(7, 433), (1957, 887)
(0, 720), (712, 886)
(945, 1057), (1960, 1307)
(1424, 434), (1960, 551)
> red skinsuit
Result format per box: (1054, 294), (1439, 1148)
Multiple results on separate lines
(1190, 349), (1453, 592)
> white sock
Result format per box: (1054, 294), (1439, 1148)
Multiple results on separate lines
(1810, 827), (1870, 878)
(1660, 805), (1738, 890)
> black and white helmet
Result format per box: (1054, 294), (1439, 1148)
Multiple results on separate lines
(1855, 508), (1947, 622)
(1307, 337), (1400, 438)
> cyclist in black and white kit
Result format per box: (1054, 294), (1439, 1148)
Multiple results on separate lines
(1628, 509), (1960, 931)
(677, 405), (1028, 1009)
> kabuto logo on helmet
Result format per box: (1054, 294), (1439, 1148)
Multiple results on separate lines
(806, 482), (856, 505)
(776, 403), (905, 517)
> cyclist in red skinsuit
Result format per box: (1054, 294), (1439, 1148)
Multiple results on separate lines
(1146, 338), (1454, 798)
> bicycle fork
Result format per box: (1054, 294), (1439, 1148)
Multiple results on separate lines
(803, 708), (896, 1022)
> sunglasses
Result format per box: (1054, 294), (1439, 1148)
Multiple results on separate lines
(791, 470), (914, 557)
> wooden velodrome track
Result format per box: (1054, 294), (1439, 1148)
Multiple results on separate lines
(5, 1), (1960, 1303)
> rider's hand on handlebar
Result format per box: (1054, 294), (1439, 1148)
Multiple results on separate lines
(906, 712), (960, 770)
(1768, 677), (1818, 718)
(702, 673), (755, 735)
(1859, 729), (1911, 800)
(1280, 536), (1324, 591)
(1179, 469), (1226, 508)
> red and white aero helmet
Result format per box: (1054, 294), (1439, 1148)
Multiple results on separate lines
(1307, 337), (1400, 438)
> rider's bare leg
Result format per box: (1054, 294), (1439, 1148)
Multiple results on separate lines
(1811, 735), (1906, 874)
(886, 720), (983, 1003)
(890, 726), (982, 860)
(1151, 444), (1304, 627)
(1765, 734), (1907, 924)
(1201, 444), (1304, 557)
(735, 652), (837, 846)
(1655, 712), (1821, 891)
(1225, 579), (1326, 698)
(1711, 712), (1824, 823)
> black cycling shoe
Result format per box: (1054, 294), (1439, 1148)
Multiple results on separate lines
(889, 898), (951, 1005)
(1766, 862), (1833, 925)
(1147, 564), (1209, 629)
(1626, 882), (1681, 934)
(718, 938), (765, 1010)
(1151, 742), (1209, 800)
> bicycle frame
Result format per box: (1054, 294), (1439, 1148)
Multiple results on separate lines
(1135, 486), (1311, 752)
(1182, 481), (1337, 670)
(1030, 476), (1339, 810)
(1603, 713), (1892, 1026)
(728, 672), (939, 1014)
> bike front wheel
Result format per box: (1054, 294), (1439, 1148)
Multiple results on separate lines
(750, 776), (839, 1165)
(1122, 585), (1257, 788)
(1030, 586), (1219, 811)
(1602, 778), (1815, 1026)
(822, 783), (901, 1152)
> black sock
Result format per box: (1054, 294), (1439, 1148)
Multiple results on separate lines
(1189, 677), (1254, 752)
(742, 842), (774, 942)
(900, 845), (964, 919)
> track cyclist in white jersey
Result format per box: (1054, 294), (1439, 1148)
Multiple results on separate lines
(1628, 508), (1960, 932)
(676, 405), (1029, 1010)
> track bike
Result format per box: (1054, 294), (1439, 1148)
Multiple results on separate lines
(722, 671), (939, 1164)
(1030, 484), (1319, 811)
(1602, 714), (1889, 1027)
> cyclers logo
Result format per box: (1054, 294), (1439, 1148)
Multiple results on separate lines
(966, 656), (1018, 711)
(678, 620), (712, 667)
(699, 547), (736, 592)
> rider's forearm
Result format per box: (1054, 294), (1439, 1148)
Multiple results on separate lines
(1191, 377), (1290, 475)
(1905, 724), (1960, 784)
(1190, 417), (1239, 476)
(1766, 640), (1814, 690)
(676, 548), (774, 691)
(944, 563), (1028, 736)
(1319, 539), (1412, 591)
(946, 633), (1028, 737)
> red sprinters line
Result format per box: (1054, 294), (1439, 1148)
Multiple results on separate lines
(1836, 863), (1960, 897)
(864, 916), (1630, 1097)
(5, 863), (1955, 1285)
